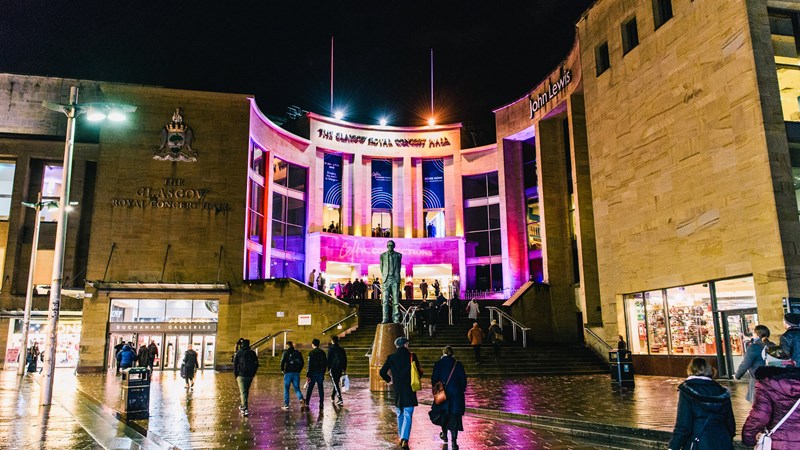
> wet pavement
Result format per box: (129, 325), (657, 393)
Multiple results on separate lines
(1, 368), (754, 449)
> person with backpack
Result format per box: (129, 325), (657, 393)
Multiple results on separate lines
(305, 338), (327, 411)
(279, 341), (305, 410)
(136, 344), (149, 368)
(146, 341), (159, 371)
(233, 339), (259, 417)
(327, 336), (348, 406)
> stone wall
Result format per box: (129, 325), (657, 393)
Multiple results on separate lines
(577, 0), (800, 340)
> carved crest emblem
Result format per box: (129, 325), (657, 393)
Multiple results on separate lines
(154, 108), (198, 162)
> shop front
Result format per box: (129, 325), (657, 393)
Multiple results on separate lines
(623, 276), (758, 377)
(4, 314), (82, 370)
(107, 298), (218, 371)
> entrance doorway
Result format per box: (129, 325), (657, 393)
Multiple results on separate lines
(108, 332), (215, 371)
(717, 309), (758, 378)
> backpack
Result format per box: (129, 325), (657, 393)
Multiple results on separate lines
(286, 349), (303, 372)
(238, 349), (259, 375)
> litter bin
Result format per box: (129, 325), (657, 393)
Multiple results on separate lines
(119, 367), (151, 419)
(609, 350), (634, 385)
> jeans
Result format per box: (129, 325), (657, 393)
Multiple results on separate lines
(305, 373), (325, 405)
(395, 406), (414, 440)
(473, 345), (481, 363)
(330, 370), (343, 401)
(237, 376), (254, 410)
(283, 372), (303, 405)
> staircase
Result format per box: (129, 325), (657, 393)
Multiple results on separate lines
(255, 299), (607, 377)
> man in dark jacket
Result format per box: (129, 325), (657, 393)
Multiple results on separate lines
(327, 336), (348, 406)
(379, 336), (422, 449)
(780, 313), (800, 365)
(431, 346), (467, 449)
(279, 341), (305, 410)
(305, 338), (327, 411)
(137, 345), (149, 368)
(146, 341), (159, 371)
(233, 339), (259, 417)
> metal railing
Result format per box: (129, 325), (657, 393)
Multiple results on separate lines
(464, 288), (516, 300)
(251, 329), (293, 357)
(584, 326), (613, 350)
(486, 306), (531, 348)
(322, 311), (359, 335)
(399, 305), (419, 338)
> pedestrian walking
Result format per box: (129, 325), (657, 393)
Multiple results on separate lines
(741, 347), (800, 449)
(779, 313), (800, 365)
(113, 341), (125, 374)
(181, 344), (199, 389)
(734, 324), (775, 402)
(116, 343), (137, 372)
(426, 301), (438, 337)
(420, 279), (429, 301)
(668, 358), (735, 450)
(233, 339), (259, 417)
(147, 341), (159, 371)
(279, 341), (305, 410)
(467, 322), (485, 364)
(487, 319), (504, 359)
(316, 273), (326, 292)
(466, 299), (479, 322)
(327, 336), (348, 406)
(137, 344), (148, 368)
(305, 338), (327, 411)
(433, 279), (441, 297)
(379, 337), (422, 449)
(26, 342), (41, 373)
(430, 346), (467, 450)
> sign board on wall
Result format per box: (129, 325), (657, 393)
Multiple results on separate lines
(298, 314), (312, 326)
(323, 154), (343, 206)
(371, 159), (393, 209)
(422, 159), (445, 209)
(276, 311), (285, 318)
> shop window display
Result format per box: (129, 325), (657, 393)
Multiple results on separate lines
(645, 290), (668, 354)
(624, 293), (647, 354)
(666, 284), (715, 356)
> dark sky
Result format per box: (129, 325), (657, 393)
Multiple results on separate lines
(1, 1), (592, 131)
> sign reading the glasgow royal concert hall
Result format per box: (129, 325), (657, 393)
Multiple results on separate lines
(529, 68), (572, 118)
(110, 178), (230, 212)
(316, 128), (452, 149)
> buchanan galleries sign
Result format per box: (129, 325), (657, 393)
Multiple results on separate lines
(529, 68), (572, 118)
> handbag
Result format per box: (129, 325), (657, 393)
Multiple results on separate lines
(410, 354), (421, 392)
(432, 359), (457, 405)
(688, 416), (711, 450)
(754, 397), (800, 450)
(341, 374), (350, 393)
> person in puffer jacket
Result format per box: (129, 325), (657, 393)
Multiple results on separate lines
(668, 358), (735, 450)
(741, 348), (800, 449)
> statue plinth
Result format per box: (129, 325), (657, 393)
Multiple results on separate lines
(369, 323), (404, 391)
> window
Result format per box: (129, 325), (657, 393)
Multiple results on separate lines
(109, 299), (219, 323)
(0, 162), (15, 220)
(771, 11), (800, 122)
(645, 290), (668, 354)
(666, 284), (715, 355)
(622, 17), (639, 54)
(595, 42), (610, 76)
(251, 145), (265, 177)
(270, 159), (307, 280)
(372, 211), (391, 237)
(165, 300), (193, 322)
(653, 0), (673, 30)
(41, 164), (62, 222)
(248, 180), (264, 242)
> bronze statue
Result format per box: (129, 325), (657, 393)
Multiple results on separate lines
(379, 240), (403, 323)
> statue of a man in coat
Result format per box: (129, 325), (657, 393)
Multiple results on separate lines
(380, 240), (403, 323)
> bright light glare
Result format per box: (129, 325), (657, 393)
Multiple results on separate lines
(379, 118), (388, 126)
(427, 117), (436, 126)
(87, 111), (106, 122)
(334, 110), (344, 120)
(107, 111), (126, 122)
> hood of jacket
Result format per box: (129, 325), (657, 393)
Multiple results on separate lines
(754, 366), (800, 398)
(678, 378), (731, 413)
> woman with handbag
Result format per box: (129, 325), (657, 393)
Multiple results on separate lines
(430, 346), (467, 450)
(741, 346), (800, 449)
(667, 358), (735, 450)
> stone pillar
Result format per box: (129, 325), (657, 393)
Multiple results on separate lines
(352, 154), (369, 237)
(537, 118), (579, 342)
(341, 154), (353, 234)
(567, 94), (602, 326)
(498, 138), (528, 293)
(369, 323), (404, 391)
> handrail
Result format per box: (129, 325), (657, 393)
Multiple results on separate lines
(584, 326), (613, 350)
(486, 306), (531, 348)
(322, 310), (359, 335)
(251, 329), (293, 357)
(400, 305), (418, 338)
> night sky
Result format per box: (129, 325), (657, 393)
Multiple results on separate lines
(1, 1), (592, 137)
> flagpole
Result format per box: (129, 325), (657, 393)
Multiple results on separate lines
(430, 48), (434, 118)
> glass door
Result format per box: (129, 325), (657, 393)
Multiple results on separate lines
(202, 335), (216, 369)
(137, 334), (163, 370)
(175, 334), (190, 371)
(720, 309), (758, 378)
(108, 333), (135, 371)
(163, 335), (177, 370)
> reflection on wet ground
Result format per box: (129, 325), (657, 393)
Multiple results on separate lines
(1, 368), (752, 449)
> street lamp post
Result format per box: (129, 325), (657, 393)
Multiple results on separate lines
(39, 86), (134, 406)
(17, 192), (57, 376)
